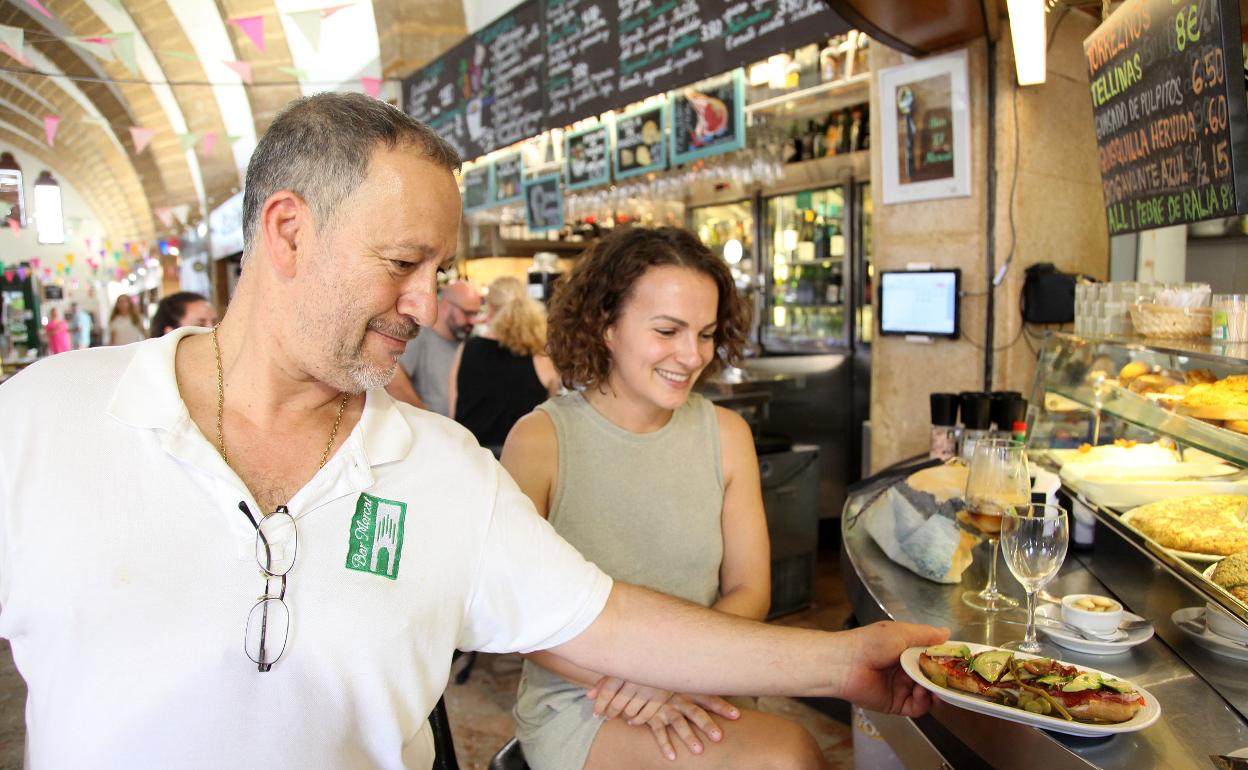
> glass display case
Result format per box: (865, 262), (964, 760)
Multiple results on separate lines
(761, 186), (847, 351)
(689, 201), (755, 293)
(1029, 331), (1248, 633)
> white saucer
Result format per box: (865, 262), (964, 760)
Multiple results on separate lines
(1172, 607), (1248, 662)
(1034, 604), (1153, 655)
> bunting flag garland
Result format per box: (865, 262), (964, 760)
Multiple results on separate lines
(224, 60), (253, 85)
(2, 270), (12, 283)
(130, 126), (157, 154)
(16, 267), (26, 281)
(172, 204), (191, 225)
(0, 201), (11, 219)
(111, 32), (138, 76)
(104, 0), (124, 10)
(226, 134), (243, 145)
(30, 258), (40, 268)
(286, 9), (323, 51)
(0, 25), (23, 56)
(227, 15), (266, 53)
(43, 115), (59, 147)
(7, 219), (19, 237)
(178, 132), (199, 152)
(361, 77), (382, 99)
(277, 65), (307, 80)
(200, 132), (218, 157)
(321, 4), (353, 18)
(154, 207), (174, 227)
(23, 0), (53, 21)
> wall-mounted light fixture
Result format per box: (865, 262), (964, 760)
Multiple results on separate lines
(33, 170), (64, 244)
(1007, 0), (1047, 85)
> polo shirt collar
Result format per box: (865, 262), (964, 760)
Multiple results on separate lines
(106, 326), (414, 471)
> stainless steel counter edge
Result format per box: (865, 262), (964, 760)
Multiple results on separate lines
(841, 509), (1248, 769)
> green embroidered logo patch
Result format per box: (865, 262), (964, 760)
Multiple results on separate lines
(345, 493), (407, 580)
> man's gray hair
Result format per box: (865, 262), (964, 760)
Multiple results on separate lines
(241, 91), (462, 254)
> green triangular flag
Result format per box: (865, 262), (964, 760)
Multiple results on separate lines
(159, 49), (198, 62)
(277, 65), (307, 80)
(111, 32), (137, 76)
(178, 132), (199, 151)
(227, 134), (243, 145)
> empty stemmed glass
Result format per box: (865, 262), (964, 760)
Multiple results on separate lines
(958, 439), (1030, 611)
(1000, 503), (1070, 654)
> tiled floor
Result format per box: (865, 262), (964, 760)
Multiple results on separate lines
(0, 546), (856, 770)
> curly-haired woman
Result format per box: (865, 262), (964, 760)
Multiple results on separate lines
(503, 227), (826, 769)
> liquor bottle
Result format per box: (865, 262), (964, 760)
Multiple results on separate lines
(785, 122), (802, 164)
(850, 107), (864, 152)
(837, 109), (853, 154)
(801, 121), (816, 161)
(824, 115), (840, 157)
(811, 120), (826, 158)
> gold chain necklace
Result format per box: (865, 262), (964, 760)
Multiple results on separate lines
(211, 325), (350, 469)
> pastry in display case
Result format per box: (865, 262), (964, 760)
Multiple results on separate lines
(1029, 332), (1248, 642)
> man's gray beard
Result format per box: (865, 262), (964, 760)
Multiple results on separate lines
(344, 355), (399, 392)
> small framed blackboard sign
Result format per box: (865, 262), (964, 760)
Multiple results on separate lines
(1083, 0), (1248, 234)
(492, 151), (524, 206)
(614, 103), (666, 179)
(669, 69), (746, 166)
(461, 164), (492, 213)
(564, 124), (611, 190)
(524, 173), (564, 232)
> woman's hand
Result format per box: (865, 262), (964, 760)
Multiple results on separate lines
(640, 693), (741, 761)
(586, 677), (673, 721)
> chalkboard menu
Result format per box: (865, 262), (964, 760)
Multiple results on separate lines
(462, 165), (491, 212)
(565, 124), (611, 189)
(1084, 0), (1248, 234)
(614, 103), (666, 179)
(406, 0), (850, 159)
(525, 174), (565, 232)
(670, 70), (746, 165)
(493, 151), (524, 205)
(404, 2), (545, 161)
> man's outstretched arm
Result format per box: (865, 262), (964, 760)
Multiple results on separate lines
(551, 582), (948, 717)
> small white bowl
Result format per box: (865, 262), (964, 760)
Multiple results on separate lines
(1062, 593), (1124, 634)
(1205, 602), (1248, 643)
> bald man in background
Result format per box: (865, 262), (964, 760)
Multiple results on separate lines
(388, 281), (481, 414)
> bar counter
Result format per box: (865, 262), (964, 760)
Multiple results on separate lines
(840, 493), (1248, 769)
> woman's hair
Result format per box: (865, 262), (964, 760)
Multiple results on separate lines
(487, 277), (547, 357)
(111, 294), (143, 327)
(149, 291), (209, 337)
(547, 226), (752, 390)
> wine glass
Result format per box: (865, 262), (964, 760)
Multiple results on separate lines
(1000, 503), (1070, 654)
(958, 439), (1029, 611)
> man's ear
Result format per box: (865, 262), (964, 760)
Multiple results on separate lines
(260, 190), (308, 279)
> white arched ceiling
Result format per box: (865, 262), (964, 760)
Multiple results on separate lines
(83, 0), (206, 211)
(21, 46), (127, 156)
(0, 72), (58, 113)
(275, 0), (382, 96)
(165, 0), (256, 176)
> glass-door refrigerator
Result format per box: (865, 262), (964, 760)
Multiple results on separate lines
(761, 186), (849, 352)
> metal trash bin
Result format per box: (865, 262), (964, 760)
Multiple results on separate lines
(759, 443), (820, 618)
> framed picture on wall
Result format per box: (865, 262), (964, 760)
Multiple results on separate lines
(878, 49), (972, 205)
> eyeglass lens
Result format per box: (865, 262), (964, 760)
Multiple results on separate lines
(239, 503), (297, 672)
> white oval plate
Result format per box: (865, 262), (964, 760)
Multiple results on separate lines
(1172, 608), (1248, 662)
(901, 642), (1161, 737)
(1034, 604), (1154, 655)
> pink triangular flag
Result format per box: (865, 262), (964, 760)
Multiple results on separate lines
(200, 131), (218, 157)
(0, 42), (28, 66)
(24, 0), (53, 20)
(2, 270), (12, 283)
(154, 207), (174, 227)
(130, 126), (157, 154)
(227, 15), (266, 53)
(224, 60), (253, 85)
(43, 115), (59, 146)
(7, 218), (19, 237)
(321, 4), (353, 18)
(30, 257), (40, 268)
(361, 77), (382, 98)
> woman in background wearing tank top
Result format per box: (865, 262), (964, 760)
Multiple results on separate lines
(503, 227), (827, 770)
(447, 276), (561, 454)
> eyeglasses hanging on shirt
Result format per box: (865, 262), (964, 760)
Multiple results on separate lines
(238, 502), (297, 672)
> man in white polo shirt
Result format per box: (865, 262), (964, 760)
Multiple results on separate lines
(0, 93), (944, 769)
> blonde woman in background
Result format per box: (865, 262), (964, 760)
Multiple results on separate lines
(107, 294), (146, 346)
(448, 276), (560, 454)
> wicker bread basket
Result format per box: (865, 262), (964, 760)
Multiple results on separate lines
(1129, 303), (1212, 339)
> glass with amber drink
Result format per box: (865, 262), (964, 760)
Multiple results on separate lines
(958, 439), (1030, 611)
